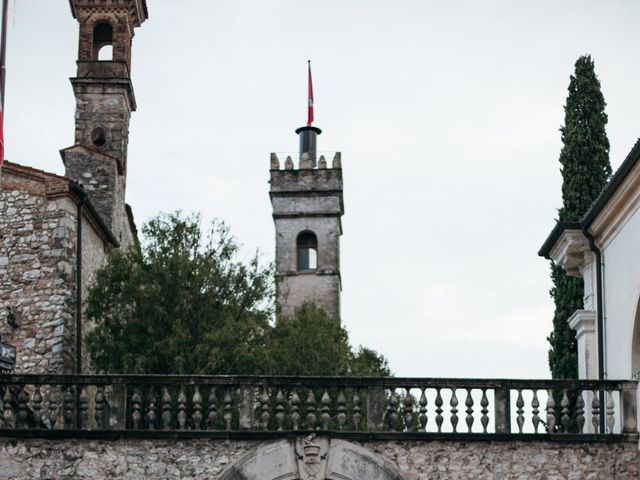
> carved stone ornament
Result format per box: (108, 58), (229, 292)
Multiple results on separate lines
(295, 434), (329, 480)
(219, 436), (405, 480)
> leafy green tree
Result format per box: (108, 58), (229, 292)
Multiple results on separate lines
(86, 212), (391, 376)
(349, 346), (391, 377)
(265, 303), (351, 375)
(86, 212), (274, 374)
(548, 55), (611, 378)
(266, 303), (391, 376)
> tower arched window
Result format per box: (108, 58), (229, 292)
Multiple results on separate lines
(297, 231), (318, 272)
(93, 22), (113, 61)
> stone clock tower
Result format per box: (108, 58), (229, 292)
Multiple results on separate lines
(61, 0), (147, 246)
(270, 126), (344, 320)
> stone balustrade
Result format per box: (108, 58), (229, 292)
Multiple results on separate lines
(0, 375), (636, 440)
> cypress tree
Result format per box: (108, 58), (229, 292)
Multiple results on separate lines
(548, 55), (611, 379)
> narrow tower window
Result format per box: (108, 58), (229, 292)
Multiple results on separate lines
(297, 231), (318, 272)
(93, 22), (113, 60)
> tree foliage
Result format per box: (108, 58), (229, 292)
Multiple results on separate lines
(86, 213), (274, 374)
(267, 303), (391, 376)
(548, 55), (611, 378)
(86, 212), (390, 376)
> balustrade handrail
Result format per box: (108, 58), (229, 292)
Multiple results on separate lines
(0, 374), (635, 390)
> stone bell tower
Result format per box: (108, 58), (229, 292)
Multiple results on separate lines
(270, 126), (344, 320)
(61, 0), (147, 243)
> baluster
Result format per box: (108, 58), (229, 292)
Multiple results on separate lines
(402, 388), (413, 431)
(435, 389), (444, 433)
(465, 389), (474, 433)
(591, 390), (600, 433)
(175, 387), (186, 430)
(387, 389), (398, 431)
(306, 389), (317, 429)
(260, 387), (270, 430)
(606, 391), (615, 434)
(2, 387), (14, 429)
(63, 386), (74, 429)
(575, 391), (585, 433)
(192, 386), (203, 430)
(275, 389), (285, 431)
(145, 388), (156, 430)
(95, 386), (106, 430)
(321, 390), (331, 430)
(223, 390), (233, 431)
(531, 390), (540, 433)
(546, 389), (556, 433)
(207, 387), (218, 430)
(352, 389), (362, 430)
(33, 385), (42, 428)
(291, 389), (300, 430)
(560, 390), (570, 432)
(450, 389), (459, 433)
(48, 386), (59, 429)
(337, 390), (347, 431)
(131, 389), (142, 430)
(17, 387), (28, 429)
(162, 386), (172, 430)
(480, 389), (489, 434)
(516, 390), (525, 434)
(419, 389), (428, 432)
(79, 386), (89, 430)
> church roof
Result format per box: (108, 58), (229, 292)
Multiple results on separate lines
(539, 137), (640, 258)
(581, 137), (640, 228)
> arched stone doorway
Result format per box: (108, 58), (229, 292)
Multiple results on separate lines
(219, 434), (405, 480)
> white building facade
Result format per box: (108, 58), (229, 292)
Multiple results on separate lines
(540, 139), (640, 381)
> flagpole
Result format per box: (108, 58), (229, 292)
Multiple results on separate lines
(0, 0), (6, 179)
(0, 0), (8, 110)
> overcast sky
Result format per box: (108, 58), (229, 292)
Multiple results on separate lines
(6, 0), (640, 378)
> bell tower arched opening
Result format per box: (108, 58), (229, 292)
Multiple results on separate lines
(92, 22), (113, 60)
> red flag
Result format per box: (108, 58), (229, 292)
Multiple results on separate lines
(307, 61), (314, 126)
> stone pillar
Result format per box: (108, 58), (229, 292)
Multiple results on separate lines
(568, 309), (598, 380)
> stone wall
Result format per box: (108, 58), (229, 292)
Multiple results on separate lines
(0, 437), (637, 480)
(0, 170), (77, 373)
(0, 164), (116, 374)
(79, 212), (111, 372)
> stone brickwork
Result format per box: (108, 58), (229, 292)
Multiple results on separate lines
(0, 167), (78, 373)
(0, 163), (118, 373)
(0, 437), (638, 480)
(270, 152), (344, 320)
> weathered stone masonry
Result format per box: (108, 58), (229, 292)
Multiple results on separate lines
(0, 438), (637, 480)
(0, 163), (117, 373)
(1, 166), (78, 373)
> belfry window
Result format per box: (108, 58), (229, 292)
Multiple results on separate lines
(93, 22), (113, 60)
(297, 231), (318, 272)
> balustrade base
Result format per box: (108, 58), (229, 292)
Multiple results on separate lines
(0, 429), (637, 444)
